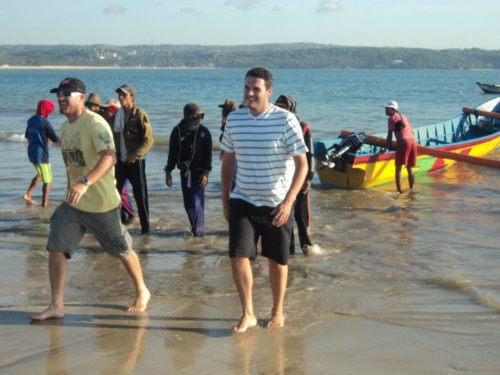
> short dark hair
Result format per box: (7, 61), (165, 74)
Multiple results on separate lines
(245, 67), (273, 88)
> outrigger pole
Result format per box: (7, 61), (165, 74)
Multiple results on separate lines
(339, 130), (500, 169)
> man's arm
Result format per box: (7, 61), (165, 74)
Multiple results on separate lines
(303, 126), (314, 193)
(45, 121), (59, 143)
(199, 127), (213, 189)
(221, 151), (236, 222)
(65, 149), (117, 206)
(271, 153), (308, 227)
(385, 130), (393, 149)
(164, 127), (179, 187)
(201, 127), (213, 173)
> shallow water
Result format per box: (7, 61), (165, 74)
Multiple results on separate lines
(0, 69), (499, 373)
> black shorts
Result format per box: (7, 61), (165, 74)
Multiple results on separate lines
(229, 199), (292, 265)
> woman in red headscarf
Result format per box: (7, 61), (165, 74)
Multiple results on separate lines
(24, 99), (59, 206)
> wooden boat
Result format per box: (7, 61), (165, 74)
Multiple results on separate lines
(476, 82), (500, 94)
(314, 97), (500, 189)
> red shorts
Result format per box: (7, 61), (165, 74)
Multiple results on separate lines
(395, 139), (417, 167)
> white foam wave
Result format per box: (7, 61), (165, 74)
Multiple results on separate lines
(0, 132), (26, 143)
(304, 244), (326, 256)
(427, 277), (500, 312)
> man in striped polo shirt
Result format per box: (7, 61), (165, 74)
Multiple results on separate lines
(220, 67), (308, 333)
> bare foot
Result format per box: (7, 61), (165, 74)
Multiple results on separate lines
(31, 305), (64, 321)
(266, 312), (285, 329)
(23, 194), (37, 205)
(127, 288), (151, 313)
(232, 314), (258, 333)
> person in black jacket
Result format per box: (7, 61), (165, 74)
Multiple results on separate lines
(275, 95), (315, 255)
(165, 103), (212, 236)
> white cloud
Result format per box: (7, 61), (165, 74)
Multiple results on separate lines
(103, 4), (127, 15)
(224, 0), (260, 10)
(316, 0), (341, 13)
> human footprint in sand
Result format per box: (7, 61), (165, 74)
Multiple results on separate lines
(32, 78), (150, 321)
(221, 67), (308, 333)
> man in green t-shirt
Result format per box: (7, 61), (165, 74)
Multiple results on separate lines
(32, 78), (150, 321)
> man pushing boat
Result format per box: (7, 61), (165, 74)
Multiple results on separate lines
(383, 100), (417, 193)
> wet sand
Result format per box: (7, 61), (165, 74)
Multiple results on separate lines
(1, 143), (500, 373)
(3, 301), (499, 374)
(2, 183), (500, 375)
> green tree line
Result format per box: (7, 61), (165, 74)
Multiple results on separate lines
(0, 44), (499, 69)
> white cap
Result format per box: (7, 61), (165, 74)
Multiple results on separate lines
(384, 100), (398, 110)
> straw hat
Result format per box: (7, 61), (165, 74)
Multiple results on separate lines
(85, 92), (101, 107)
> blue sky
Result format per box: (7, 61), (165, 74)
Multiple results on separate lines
(2, 0), (499, 49)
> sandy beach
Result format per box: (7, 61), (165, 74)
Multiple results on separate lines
(1, 169), (500, 374)
(3, 283), (500, 375)
(4, 288), (499, 374)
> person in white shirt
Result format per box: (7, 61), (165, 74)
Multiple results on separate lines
(220, 67), (308, 333)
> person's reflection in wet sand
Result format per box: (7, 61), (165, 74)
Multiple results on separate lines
(393, 196), (419, 246)
(161, 253), (201, 368)
(231, 330), (257, 375)
(45, 325), (68, 375)
(162, 250), (215, 371)
(120, 325), (147, 373)
(164, 330), (201, 372)
(232, 327), (307, 374)
(261, 330), (288, 375)
(163, 306), (207, 372)
(96, 316), (148, 374)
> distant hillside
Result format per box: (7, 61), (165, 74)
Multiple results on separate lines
(1, 44), (499, 69)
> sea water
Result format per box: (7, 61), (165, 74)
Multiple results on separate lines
(0, 68), (499, 373)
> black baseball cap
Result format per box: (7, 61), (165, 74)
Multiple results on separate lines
(183, 102), (204, 119)
(50, 77), (86, 94)
(115, 84), (136, 97)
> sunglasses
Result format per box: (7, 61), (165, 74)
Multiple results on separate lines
(56, 90), (83, 98)
(193, 113), (205, 119)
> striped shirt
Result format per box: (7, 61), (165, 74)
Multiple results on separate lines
(220, 104), (307, 207)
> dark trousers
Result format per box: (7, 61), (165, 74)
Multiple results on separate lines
(115, 159), (149, 234)
(290, 190), (313, 254)
(180, 170), (205, 236)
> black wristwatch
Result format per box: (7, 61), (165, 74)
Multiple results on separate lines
(80, 177), (90, 186)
